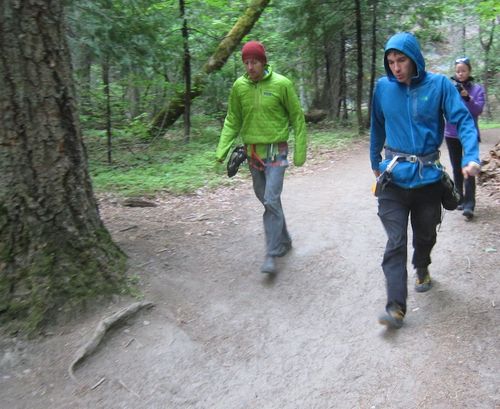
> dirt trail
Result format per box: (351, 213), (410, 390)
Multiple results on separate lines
(1, 130), (499, 409)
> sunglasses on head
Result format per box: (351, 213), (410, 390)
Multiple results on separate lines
(455, 57), (470, 65)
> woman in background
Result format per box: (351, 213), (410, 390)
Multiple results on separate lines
(445, 57), (486, 220)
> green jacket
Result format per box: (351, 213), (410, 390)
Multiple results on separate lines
(215, 65), (307, 166)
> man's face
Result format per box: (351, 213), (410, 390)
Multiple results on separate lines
(386, 51), (415, 85)
(244, 58), (265, 82)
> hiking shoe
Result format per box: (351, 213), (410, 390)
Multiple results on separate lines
(276, 242), (292, 257)
(260, 256), (276, 274)
(415, 270), (432, 293)
(463, 208), (474, 220)
(378, 306), (404, 329)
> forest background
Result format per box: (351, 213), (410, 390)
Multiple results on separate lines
(68, 0), (500, 196)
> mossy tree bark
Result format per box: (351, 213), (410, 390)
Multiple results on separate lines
(150, 0), (271, 134)
(0, 1), (127, 332)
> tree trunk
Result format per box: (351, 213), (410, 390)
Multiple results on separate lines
(460, 5), (467, 56)
(102, 57), (113, 164)
(366, 0), (378, 128)
(0, 0), (127, 332)
(150, 0), (271, 134)
(322, 39), (334, 117)
(339, 31), (348, 121)
(354, 0), (363, 133)
(73, 44), (93, 116)
(479, 20), (495, 120)
(180, 0), (191, 143)
(125, 70), (142, 120)
(320, 33), (344, 121)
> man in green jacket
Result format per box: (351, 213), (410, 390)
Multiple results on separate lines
(216, 41), (307, 274)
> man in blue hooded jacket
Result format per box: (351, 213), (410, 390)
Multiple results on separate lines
(370, 32), (480, 329)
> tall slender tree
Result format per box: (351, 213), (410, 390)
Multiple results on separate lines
(180, 0), (192, 143)
(366, 0), (378, 128)
(354, 0), (364, 132)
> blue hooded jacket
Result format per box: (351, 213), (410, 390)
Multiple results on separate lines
(370, 32), (480, 188)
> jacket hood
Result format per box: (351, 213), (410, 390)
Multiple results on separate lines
(384, 32), (425, 84)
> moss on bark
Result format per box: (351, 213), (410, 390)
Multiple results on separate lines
(1, 227), (128, 334)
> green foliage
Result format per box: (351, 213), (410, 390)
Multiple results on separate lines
(86, 118), (364, 197)
(475, 0), (500, 21)
(308, 126), (361, 151)
(87, 116), (230, 196)
(479, 120), (500, 130)
(66, 0), (498, 152)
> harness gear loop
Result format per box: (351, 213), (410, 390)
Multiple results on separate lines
(384, 147), (441, 177)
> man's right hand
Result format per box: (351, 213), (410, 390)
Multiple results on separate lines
(462, 162), (480, 179)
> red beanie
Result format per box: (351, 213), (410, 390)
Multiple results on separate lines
(241, 41), (267, 63)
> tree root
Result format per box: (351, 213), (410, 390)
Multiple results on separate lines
(68, 300), (154, 382)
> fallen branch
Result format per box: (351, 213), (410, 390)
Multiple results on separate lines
(69, 301), (154, 381)
(122, 198), (157, 207)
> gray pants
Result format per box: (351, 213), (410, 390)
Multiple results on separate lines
(250, 165), (291, 257)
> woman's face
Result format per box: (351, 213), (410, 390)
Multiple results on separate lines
(455, 63), (471, 82)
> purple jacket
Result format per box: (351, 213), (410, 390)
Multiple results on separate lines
(445, 81), (485, 140)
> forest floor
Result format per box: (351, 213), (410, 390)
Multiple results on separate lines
(1, 129), (499, 409)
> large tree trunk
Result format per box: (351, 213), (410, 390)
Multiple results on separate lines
(0, 0), (127, 332)
(150, 0), (271, 134)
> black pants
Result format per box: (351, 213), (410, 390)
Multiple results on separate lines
(445, 137), (476, 211)
(377, 182), (442, 313)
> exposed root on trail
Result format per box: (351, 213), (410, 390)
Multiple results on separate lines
(68, 301), (154, 382)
